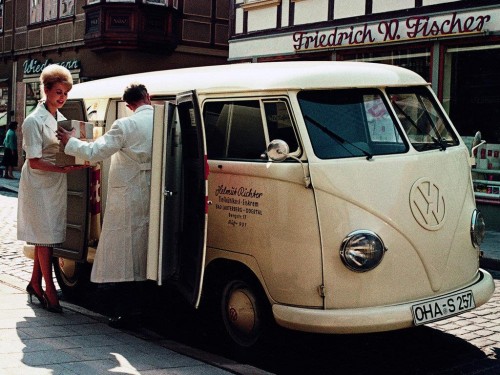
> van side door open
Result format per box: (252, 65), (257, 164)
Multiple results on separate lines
(148, 92), (208, 308)
(54, 99), (92, 262)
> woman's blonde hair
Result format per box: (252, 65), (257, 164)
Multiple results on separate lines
(40, 64), (73, 91)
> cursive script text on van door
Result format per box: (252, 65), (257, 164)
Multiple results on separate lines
(215, 185), (264, 199)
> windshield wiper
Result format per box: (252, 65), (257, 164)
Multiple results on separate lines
(391, 101), (446, 151)
(304, 115), (373, 160)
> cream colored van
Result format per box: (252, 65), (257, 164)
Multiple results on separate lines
(32, 61), (495, 347)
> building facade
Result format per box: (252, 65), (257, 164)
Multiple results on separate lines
(229, 0), (500, 144)
(229, 0), (500, 222)
(0, 0), (229, 168)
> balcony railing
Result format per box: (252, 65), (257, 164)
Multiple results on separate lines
(83, 3), (179, 52)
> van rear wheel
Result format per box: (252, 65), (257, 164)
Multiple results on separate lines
(219, 277), (270, 349)
(53, 257), (93, 300)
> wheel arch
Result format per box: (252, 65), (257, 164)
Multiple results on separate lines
(203, 257), (273, 307)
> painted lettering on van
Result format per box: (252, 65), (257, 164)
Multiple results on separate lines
(214, 184), (264, 228)
(215, 184), (264, 199)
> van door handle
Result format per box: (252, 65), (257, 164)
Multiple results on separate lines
(164, 190), (173, 197)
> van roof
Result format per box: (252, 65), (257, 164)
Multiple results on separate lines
(69, 61), (428, 100)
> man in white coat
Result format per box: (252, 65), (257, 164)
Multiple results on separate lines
(57, 83), (153, 328)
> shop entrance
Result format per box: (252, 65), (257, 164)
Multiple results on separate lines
(447, 47), (500, 142)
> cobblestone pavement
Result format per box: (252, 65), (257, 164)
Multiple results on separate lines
(0, 189), (33, 285)
(2, 188), (500, 374)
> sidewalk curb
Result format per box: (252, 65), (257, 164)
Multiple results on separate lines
(0, 274), (272, 375)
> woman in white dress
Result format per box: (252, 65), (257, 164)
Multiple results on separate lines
(18, 64), (84, 313)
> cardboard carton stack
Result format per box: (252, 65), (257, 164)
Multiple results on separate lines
(476, 143), (500, 170)
(55, 120), (95, 166)
(474, 143), (500, 196)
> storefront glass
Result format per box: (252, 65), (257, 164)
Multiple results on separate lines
(25, 82), (41, 117)
(340, 48), (431, 82)
(443, 46), (500, 143)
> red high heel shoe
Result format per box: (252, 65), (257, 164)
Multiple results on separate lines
(26, 283), (46, 308)
(42, 292), (63, 314)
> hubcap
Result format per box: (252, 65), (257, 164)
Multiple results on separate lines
(227, 288), (256, 335)
(58, 258), (76, 280)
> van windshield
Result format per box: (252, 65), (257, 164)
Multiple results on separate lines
(298, 89), (408, 159)
(386, 87), (459, 151)
(298, 87), (460, 159)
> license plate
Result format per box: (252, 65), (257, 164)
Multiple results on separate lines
(411, 290), (475, 325)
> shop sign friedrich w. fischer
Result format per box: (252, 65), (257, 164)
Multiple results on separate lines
(293, 10), (494, 52)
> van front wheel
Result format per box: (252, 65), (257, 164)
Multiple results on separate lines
(219, 277), (269, 349)
(53, 257), (93, 300)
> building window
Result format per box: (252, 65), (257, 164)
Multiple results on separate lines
(0, 3), (4, 32)
(86, 0), (175, 4)
(25, 82), (41, 117)
(443, 45), (500, 143)
(30, 0), (75, 24)
(0, 84), (9, 127)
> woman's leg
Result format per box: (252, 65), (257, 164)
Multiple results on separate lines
(29, 246), (44, 296)
(38, 246), (60, 307)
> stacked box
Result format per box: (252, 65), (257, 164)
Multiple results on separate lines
(56, 120), (96, 166)
(58, 120), (94, 140)
(475, 143), (500, 170)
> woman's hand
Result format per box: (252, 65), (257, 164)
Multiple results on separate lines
(28, 158), (90, 173)
(58, 165), (89, 173)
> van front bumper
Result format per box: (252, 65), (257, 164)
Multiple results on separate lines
(272, 269), (495, 334)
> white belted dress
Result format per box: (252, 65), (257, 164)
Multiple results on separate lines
(64, 105), (154, 283)
(18, 103), (68, 246)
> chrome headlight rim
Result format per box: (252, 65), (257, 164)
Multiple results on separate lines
(470, 209), (485, 248)
(340, 230), (387, 273)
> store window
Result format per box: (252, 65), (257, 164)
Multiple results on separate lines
(25, 82), (41, 117)
(0, 2), (4, 32)
(340, 48), (431, 82)
(0, 83), (9, 166)
(0, 83), (8, 127)
(87, 0), (177, 5)
(30, 0), (75, 24)
(443, 46), (500, 144)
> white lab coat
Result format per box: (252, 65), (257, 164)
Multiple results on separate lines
(64, 105), (154, 283)
(18, 103), (67, 245)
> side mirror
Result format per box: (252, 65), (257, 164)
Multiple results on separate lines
(266, 139), (312, 188)
(470, 131), (486, 167)
(267, 139), (290, 162)
(472, 131), (483, 150)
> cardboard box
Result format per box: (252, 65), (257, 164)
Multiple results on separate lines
(55, 152), (95, 167)
(58, 120), (94, 140)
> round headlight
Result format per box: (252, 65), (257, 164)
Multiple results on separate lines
(471, 209), (485, 248)
(340, 230), (386, 272)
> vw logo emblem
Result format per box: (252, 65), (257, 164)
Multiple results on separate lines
(410, 177), (446, 230)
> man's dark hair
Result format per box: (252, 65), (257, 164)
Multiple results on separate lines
(122, 83), (148, 105)
(8, 121), (18, 130)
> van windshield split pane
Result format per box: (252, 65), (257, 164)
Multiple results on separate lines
(298, 89), (407, 159)
(387, 87), (459, 151)
(298, 87), (459, 159)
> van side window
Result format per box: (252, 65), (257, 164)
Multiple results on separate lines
(264, 101), (299, 153)
(204, 101), (266, 160)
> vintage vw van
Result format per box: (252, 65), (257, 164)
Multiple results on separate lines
(33, 61), (494, 347)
